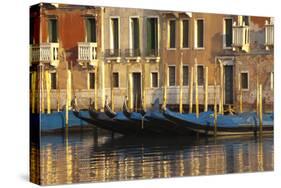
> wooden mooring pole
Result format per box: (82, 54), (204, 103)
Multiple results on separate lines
(163, 63), (168, 109)
(219, 61), (224, 114)
(94, 66), (98, 110)
(179, 53), (183, 113)
(256, 76), (259, 114)
(142, 62), (146, 111)
(57, 71), (60, 112)
(65, 70), (71, 127)
(194, 58), (199, 118)
(41, 66), (45, 113)
(45, 70), (51, 114)
(259, 84), (263, 133)
(204, 67), (208, 112)
(239, 73), (243, 113)
(189, 67), (194, 113)
(110, 63), (114, 111)
(214, 79), (217, 136)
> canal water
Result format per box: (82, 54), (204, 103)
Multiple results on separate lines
(31, 129), (274, 185)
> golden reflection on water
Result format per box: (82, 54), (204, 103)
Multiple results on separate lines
(33, 132), (274, 185)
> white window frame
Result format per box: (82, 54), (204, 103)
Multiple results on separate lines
(150, 71), (159, 88)
(182, 64), (189, 86)
(129, 16), (140, 50)
(112, 71), (120, 88)
(168, 65), (176, 87)
(180, 18), (190, 49)
(146, 16), (160, 51)
(109, 16), (121, 50)
(223, 17), (233, 49)
(194, 18), (205, 50)
(240, 71), (249, 91)
(167, 18), (177, 50)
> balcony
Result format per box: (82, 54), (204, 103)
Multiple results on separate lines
(265, 20), (274, 50)
(105, 49), (122, 63)
(78, 42), (98, 67)
(232, 22), (250, 52)
(124, 49), (141, 62)
(30, 43), (59, 67)
(145, 48), (160, 63)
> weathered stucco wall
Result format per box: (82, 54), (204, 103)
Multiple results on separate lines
(30, 3), (274, 112)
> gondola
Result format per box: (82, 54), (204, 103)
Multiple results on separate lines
(163, 108), (274, 136)
(89, 99), (160, 135)
(122, 98), (192, 135)
(121, 98), (170, 135)
(109, 98), (158, 135)
(71, 99), (127, 134)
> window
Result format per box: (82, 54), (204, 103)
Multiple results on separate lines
(48, 18), (58, 43)
(86, 17), (96, 42)
(183, 65), (189, 86)
(30, 17), (34, 44)
(151, 72), (158, 88)
(113, 72), (119, 88)
(89, 72), (95, 89)
(241, 72), (249, 90)
(168, 19), (176, 48)
(195, 19), (204, 48)
(181, 19), (189, 48)
(224, 18), (233, 48)
(197, 65), (204, 86)
(110, 18), (119, 49)
(243, 16), (249, 26)
(130, 17), (140, 50)
(168, 66), (176, 86)
(50, 72), (57, 89)
(147, 17), (158, 54)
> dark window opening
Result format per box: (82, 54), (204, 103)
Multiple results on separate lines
(241, 72), (248, 89)
(86, 17), (96, 42)
(30, 17), (34, 44)
(147, 18), (158, 54)
(197, 65), (204, 86)
(182, 20), (189, 48)
(111, 18), (119, 49)
(169, 20), (176, 48)
(169, 66), (176, 86)
(151, 72), (158, 88)
(48, 19), (58, 43)
(196, 19), (204, 48)
(89, 72), (95, 89)
(51, 72), (57, 89)
(225, 18), (233, 47)
(243, 16), (249, 26)
(131, 18), (140, 49)
(183, 66), (189, 86)
(113, 72), (119, 88)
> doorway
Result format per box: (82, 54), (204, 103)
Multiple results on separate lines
(224, 65), (234, 104)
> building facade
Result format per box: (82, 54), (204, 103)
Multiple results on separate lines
(30, 3), (274, 113)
